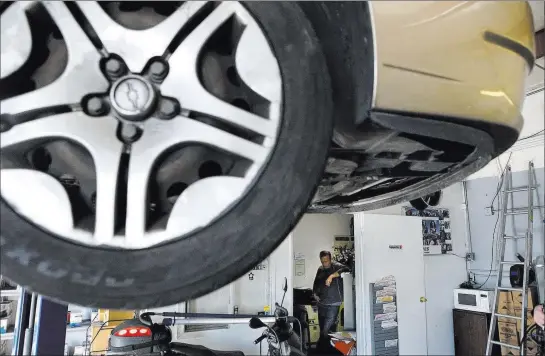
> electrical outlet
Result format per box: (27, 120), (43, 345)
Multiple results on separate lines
(465, 252), (475, 261)
(484, 206), (493, 216)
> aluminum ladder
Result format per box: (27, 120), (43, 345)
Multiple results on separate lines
(486, 161), (537, 356)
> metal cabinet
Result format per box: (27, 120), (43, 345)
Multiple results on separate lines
(453, 309), (500, 356)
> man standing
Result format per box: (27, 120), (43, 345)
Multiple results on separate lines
(313, 250), (350, 344)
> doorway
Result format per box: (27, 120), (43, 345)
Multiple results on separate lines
(354, 213), (429, 355)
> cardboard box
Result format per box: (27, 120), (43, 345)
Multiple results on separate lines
(498, 321), (520, 356)
(525, 339), (540, 356)
(499, 291), (514, 311)
(498, 288), (537, 323)
(516, 311), (535, 332)
(498, 321), (518, 337)
(498, 291), (515, 323)
(498, 320), (519, 356)
(501, 346), (520, 356)
(511, 287), (537, 309)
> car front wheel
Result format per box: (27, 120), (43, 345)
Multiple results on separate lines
(0, 1), (333, 308)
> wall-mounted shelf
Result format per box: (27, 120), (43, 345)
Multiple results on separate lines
(0, 288), (21, 299)
(0, 283), (22, 349)
(1, 326), (15, 340)
(66, 322), (91, 333)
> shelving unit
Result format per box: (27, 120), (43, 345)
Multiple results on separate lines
(0, 288), (21, 299)
(1, 281), (22, 356)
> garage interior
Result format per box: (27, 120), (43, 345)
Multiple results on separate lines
(0, 2), (544, 356)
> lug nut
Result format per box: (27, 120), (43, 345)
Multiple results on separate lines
(158, 99), (178, 120)
(150, 61), (168, 81)
(120, 124), (139, 141)
(86, 97), (107, 116)
(105, 58), (124, 77)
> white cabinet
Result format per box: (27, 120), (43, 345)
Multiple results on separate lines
(354, 213), (428, 355)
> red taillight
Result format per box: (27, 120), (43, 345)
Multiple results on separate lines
(115, 327), (151, 337)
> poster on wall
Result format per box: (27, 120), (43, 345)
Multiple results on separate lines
(403, 207), (452, 255)
(294, 259), (305, 277)
(333, 235), (355, 275)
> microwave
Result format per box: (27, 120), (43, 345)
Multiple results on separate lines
(453, 288), (494, 313)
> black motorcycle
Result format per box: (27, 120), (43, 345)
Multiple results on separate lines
(105, 278), (306, 356)
(248, 278), (305, 356)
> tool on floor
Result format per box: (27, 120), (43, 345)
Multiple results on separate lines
(486, 161), (540, 356)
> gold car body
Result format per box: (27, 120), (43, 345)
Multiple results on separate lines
(370, 1), (535, 132)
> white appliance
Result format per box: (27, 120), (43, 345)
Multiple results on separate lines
(453, 288), (494, 313)
(341, 272), (355, 330)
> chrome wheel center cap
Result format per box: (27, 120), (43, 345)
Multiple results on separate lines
(110, 75), (156, 121)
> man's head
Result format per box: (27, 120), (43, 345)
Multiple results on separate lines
(319, 250), (332, 269)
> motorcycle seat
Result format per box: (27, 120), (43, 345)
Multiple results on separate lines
(170, 342), (245, 356)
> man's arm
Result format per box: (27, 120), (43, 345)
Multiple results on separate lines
(325, 262), (350, 286)
(312, 269), (321, 295)
(332, 262), (350, 277)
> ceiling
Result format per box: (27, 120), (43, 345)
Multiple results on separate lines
(529, 1), (544, 32)
(526, 57), (544, 93)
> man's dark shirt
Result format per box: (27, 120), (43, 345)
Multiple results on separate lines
(312, 262), (350, 306)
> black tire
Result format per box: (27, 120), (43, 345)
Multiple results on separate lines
(427, 190), (442, 207)
(298, 2), (374, 148)
(0, 2), (334, 308)
(409, 197), (430, 211)
(409, 190), (442, 210)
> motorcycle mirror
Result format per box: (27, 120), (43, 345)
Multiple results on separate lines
(249, 317), (267, 329)
(283, 277), (288, 292)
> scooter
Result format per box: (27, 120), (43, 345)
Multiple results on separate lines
(248, 277), (305, 356)
(104, 277), (306, 356)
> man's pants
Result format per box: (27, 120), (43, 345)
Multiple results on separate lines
(318, 304), (340, 338)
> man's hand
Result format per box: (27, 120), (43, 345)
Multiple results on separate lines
(534, 305), (544, 327)
(325, 272), (340, 287)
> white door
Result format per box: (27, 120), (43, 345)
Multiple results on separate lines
(354, 213), (428, 355)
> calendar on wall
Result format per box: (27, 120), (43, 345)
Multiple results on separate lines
(403, 207), (452, 255)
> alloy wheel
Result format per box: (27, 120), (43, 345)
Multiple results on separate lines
(0, 1), (282, 249)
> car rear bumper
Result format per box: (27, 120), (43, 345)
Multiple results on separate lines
(370, 1), (535, 133)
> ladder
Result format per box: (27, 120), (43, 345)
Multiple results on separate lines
(486, 161), (537, 356)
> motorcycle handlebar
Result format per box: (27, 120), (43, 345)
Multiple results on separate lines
(254, 334), (267, 344)
(254, 316), (299, 344)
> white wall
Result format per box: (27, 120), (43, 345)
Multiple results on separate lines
(291, 214), (352, 288)
(165, 235), (293, 355)
(464, 79), (544, 295)
(368, 182), (469, 355)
